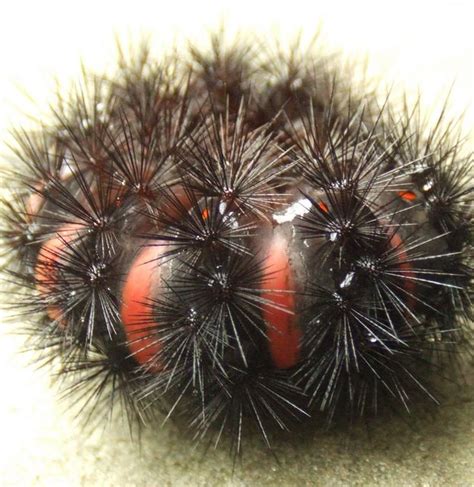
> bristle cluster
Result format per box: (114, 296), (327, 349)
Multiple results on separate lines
(1, 33), (472, 456)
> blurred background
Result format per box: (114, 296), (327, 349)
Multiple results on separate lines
(0, 1), (472, 485)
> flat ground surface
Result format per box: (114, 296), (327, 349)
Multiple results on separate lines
(0, 324), (473, 486)
(0, 2), (473, 485)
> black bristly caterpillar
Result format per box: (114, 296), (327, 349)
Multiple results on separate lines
(0, 31), (472, 458)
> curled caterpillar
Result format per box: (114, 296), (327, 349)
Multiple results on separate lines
(1, 32), (472, 457)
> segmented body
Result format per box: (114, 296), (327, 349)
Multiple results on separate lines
(1, 35), (472, 453)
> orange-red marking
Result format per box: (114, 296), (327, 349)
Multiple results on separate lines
(35, 223), (83, 326)
(201, 207), (209, 220)
(389, 232), (416, 309)
(121, 245), (164, 370)
(398, 190), (417, 202)
(318, 201), (329, 213)
(261, 235), (300, 369)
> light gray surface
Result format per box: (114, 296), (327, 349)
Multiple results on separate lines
(0, 324), (473, 486)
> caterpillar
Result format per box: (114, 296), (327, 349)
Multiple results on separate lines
(0, 31), (472, 460)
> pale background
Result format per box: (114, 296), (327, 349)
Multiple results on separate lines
(0, 1), (472, 485)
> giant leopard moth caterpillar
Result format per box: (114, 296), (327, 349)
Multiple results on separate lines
(0, 30), (472, 460)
